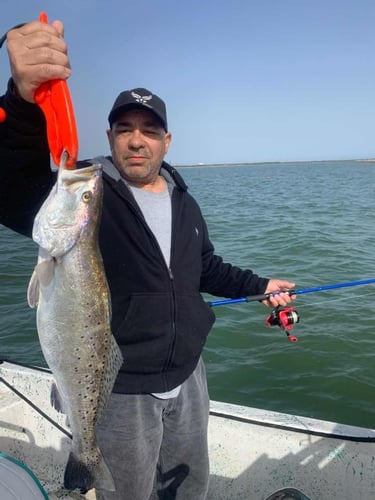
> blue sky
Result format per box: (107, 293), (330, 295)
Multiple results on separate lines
(1, 0), (374, 165)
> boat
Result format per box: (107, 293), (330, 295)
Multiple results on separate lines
(0, 361), (374, 499)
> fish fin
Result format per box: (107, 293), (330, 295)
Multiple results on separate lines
(35, 258), (56, 286)
(27, 269), (40, 308)
(27, 259), (55, 307)
(96, 335), (123, 423)
(64, 450), (115, 493)
(50, 382), (66, 415)
(92, 449), (116, 492)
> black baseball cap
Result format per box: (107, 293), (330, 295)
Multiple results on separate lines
(108, 88), (168, 131)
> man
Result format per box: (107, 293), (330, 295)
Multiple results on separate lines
(0, 18), (295, 500)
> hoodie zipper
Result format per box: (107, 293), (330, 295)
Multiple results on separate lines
(163, 188), (183, 373)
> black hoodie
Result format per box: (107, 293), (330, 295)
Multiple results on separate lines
(0, 81), (269, 393)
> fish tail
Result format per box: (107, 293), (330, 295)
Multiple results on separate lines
(64, 449), (115, 493)
(64, 452), (94, 492)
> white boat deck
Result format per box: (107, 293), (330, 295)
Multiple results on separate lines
(208, 401), (375, 499)
(1, 362), (374, 499)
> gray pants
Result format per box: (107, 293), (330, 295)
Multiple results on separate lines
(96, 358), (210, 500)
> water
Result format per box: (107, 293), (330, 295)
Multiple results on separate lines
(1, 160), (374, 428)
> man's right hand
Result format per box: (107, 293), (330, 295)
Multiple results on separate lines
(6, 19), (71, 103)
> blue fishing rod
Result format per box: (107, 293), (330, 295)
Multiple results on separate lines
(209, 278), (375, 342)
(209, 278), (375, 307)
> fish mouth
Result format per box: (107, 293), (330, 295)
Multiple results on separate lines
(59, 150), (102, 175)
(58, 160), (103, 185)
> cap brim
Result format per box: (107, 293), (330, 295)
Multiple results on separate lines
(108, 103), (167, 130)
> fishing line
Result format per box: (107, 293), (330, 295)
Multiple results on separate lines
(292, 290), (375, 310)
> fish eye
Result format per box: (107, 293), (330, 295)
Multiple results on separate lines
(82, 191), (92, 203)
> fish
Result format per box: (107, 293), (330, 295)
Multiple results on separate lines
(27, 153), (123, 493)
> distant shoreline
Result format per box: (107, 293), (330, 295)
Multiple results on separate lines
(175, 158), (375, 168)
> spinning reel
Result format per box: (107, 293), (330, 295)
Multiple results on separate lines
(266, 306), (300, 342)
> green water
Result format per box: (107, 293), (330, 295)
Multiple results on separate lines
(0, 160), (374, 428)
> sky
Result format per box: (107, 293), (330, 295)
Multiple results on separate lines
(0, 0), (374, 165)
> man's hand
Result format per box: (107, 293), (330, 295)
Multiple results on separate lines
(6, 19), (71, 103)
(262, 279), (296, 308)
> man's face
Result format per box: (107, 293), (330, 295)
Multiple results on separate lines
(107, 108), (172, 187)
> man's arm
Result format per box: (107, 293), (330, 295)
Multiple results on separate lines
(200, 215), (295, 308)
(0, 18), (71, 236)
(0, 80), (54, 236)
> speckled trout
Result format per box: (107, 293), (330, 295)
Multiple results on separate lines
(27, 156), (123, 493)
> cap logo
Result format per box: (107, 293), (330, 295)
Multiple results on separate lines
(131, 91), (153, 105)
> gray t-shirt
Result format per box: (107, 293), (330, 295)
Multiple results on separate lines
(128, 182), (171, 266)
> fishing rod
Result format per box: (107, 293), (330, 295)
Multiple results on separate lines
(209, 278), (375, 307)
(209, 278), (375, 343)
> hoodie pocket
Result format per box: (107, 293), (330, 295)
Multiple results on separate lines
(173, 292), (216, 360)
(114, 292), (173, 371)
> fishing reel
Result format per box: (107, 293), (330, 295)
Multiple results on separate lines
(265, 306), (300, 342)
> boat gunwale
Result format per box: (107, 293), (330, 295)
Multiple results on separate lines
(209, 400), (375, 443)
